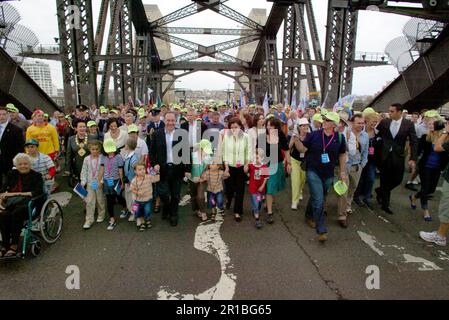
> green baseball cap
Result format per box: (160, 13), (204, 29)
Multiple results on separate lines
(334, 180), (348, 196)
(424, 110), (441, 119)
(323, 111), (340, 125)
(87, 120), (97, 127)
(362, 107), (377, 115)
(103, 139), (117, 153)
(6, 103), (19, 113)
(199, 139), (213, 155)
(127, 124), (139, 133)
(312, 113), (324, 123)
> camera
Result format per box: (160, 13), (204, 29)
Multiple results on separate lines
(434, 120), (446, 131)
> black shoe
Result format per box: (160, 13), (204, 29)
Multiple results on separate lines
(363, 199), (374, 211)
(382, 206), (394, 215)
(353, 197), (365, 207)
(405, 183), (418, 191)
(170, 219), (178, 227)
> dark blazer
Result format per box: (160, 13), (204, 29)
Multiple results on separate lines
(146, 120), (165, 150)
(180, 121), (208, 138)
(0, 122), (25, 174)
(149, 128), (190, 179)
(376, 117), (418, 167)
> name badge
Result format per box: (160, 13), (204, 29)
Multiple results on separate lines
(368, 147), (375, 155)
(300, 153), (305, 158)
(91, 180), (98, 190)
(321, 153), (330, 164)
(256, 193), (262, 202)
(106, 178), (114, 187)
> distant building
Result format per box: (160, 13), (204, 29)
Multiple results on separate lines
(22, 60), (56, 96)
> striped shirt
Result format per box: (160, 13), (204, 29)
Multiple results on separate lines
(30, 153), (54, 177)
(130, 174), (160, 202)
(100, 154), (124, 180)
(202, 169), (224, 193)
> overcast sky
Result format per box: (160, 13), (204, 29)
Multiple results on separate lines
(10, 0), (411, 96)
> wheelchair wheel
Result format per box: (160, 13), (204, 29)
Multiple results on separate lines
(40, 199), (63, 244)
(30, 240), (42, 257)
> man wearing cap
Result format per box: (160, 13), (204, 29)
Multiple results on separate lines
(87, 120), (100, 140)
(296, 111), (347, 242)
(181, 108), (207, 150)
(25, 139), (56, 195)
(65, 120), (94, 182)
(6, 104), (29, 136)
(337, 113), (369, 228)
(97, 106), (109, 139)
(26, 109), (60, 161)
(375, 103), (418, 215)
(0, 106), (25, 186)
(219, 103), (229, 126)
(146, 106), (164, 151)
(72, 104), (92, 129)
(311, 113), (323, 131)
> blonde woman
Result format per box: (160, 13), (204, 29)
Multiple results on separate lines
(410, 111), (449, 221)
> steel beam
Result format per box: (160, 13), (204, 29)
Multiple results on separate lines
(155, 27), (260, 36)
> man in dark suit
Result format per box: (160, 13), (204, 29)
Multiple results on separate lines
(0, 106), (25, 186)
(180, 107), (207, 148)
(375, 103), (418, 214)
(150, 112), (190, 226)
(146, 107), (165, 149)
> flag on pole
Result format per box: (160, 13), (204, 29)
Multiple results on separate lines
(332, 95), (356, 113)
(239, 89), (246, 108)
(136, 98), (143, 107)
(284, 94), (289, 109)
(232, 94), (237, 109)
(156, 94), (162, 108)
(147, 88), (153, 105)
(262, 92), (269, 116)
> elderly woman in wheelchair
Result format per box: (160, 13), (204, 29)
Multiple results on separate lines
(0, 153), (63, 259)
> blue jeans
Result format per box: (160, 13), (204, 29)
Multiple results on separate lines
(134, 200), (152, 220)
(354, 162), (376, 201)
(207, 191), (224, 209)
(305, 170), (333, 234)
(250, 193), (263, 215)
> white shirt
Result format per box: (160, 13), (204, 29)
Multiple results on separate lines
(0, 121), (8, 141)
(347, 130), (362, 164)
(165, 129), (174, 163)
(136, 137), (149, 159)
(188, 122), (198, 147)
(390, 117), (403, 139)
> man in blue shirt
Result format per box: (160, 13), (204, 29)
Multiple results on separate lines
(296, 111), (347, 243)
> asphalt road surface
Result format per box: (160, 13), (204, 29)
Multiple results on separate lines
(1, 175), (449, 300)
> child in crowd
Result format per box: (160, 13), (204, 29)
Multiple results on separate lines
(123, 138), (139, 222)
(80, 140), (106, 229)
(244, 148), (269, 229)
(87, 121), (101, 141)
(98, 139), (125, 231)
(201, 162), (227, 222)
(130, 162), (160, 231)
(24, 139), (56, 195)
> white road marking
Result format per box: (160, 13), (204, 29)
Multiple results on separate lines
(157, 214), (236, 300)
(357, 231), (443, 271)
(377, 216), (390, 224)
(179, 194), (191, 207)
(438, 250), (449, 261)
(357, 231), (385, 256)
(402, 254), (442, 271)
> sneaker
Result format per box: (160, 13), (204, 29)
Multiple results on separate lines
(419, 231), (446, 246)
(96, 218), (105, 223)
(255, 219), (263, 229)
(146, 220), (153, 229)
(346, 208), (353, 215)
(139, 224), (146, 231)
(266, 214), (274, 224)
(120, 210), (129, 219)
(291, 203), (298, 210)
(299, 195), (303, 201)
(107, 221), (117, 231)
(405, 183), (418, 191)
(83, 223), (91, 230)
(128, 214), (135, 222)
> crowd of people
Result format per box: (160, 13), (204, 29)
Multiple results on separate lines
(1, 99), (449, 258)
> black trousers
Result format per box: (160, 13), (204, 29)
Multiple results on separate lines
(158, 166), (182, 223)
(378, 153), (405, 207)
(414, 166), (441, 210)
(105, 194), (126, 219)
(0, 204), (28, 249)
(225, 166), (246, 215)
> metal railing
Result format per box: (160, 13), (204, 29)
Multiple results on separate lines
(355, 51), (388, 62)
(20, 43), (60, 55)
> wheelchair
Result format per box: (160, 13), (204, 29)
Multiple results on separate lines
(0, 194), (63, 259)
